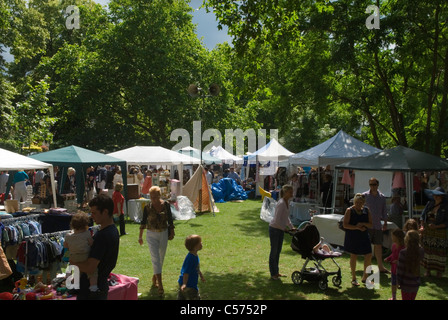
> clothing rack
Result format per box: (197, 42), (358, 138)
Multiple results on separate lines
(0, 214), (41, 225)
(22, 225), (100, 278)
(23, 229), (71, 278)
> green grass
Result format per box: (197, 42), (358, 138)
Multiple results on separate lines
(114, 199), (448, 300)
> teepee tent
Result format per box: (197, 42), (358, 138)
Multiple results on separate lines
(182, 165), (218, 214)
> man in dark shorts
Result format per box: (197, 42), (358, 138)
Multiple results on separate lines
(363, 177), (390, 273)
(71, 194), (120, 300)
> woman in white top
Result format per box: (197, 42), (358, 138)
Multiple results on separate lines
(269, 184), (296, 280)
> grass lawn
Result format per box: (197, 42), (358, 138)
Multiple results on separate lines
(114, 199), (448, 300)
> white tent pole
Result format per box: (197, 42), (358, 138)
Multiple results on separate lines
(179, 163), (183, 194)
(49, 166), (57, 208)
(332, 168), (338, 214)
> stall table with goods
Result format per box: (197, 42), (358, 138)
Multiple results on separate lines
(0, 209), (139, 301)
(0, 273), (138, 300)
(312, 214), (398, 249)
(127, 198), (151, 223)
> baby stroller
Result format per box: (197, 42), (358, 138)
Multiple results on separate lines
(290, 222), (342, 290)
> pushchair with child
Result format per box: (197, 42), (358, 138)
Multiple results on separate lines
(290, 222), (342, 290)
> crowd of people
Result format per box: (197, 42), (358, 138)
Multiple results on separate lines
(2, 163), (448, 301)
(269, 174), (448, 301)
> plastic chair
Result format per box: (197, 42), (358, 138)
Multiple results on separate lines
(259, 186), (272, 202)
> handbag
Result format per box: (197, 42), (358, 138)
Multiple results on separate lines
(0, 245), (12, 280)
(338, 216), (346, 232)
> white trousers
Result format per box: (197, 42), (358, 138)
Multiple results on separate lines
(146, 229), (168, 274)
(14, 182), (27, 202)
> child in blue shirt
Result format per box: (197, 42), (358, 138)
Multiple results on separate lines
(177, 234), (205, 300)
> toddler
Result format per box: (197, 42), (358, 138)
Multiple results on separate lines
(384, 228), (405, 300)
(64, 212), (98, 292)
(177, 234), (205, 300)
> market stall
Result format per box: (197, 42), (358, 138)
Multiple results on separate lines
(289, 130), (381, 211)
(108, 146), (200, 189)
(312, 214), (398, 249)
(29, 145), (127, 205)
(336, 145), (448, 220)
(244, 138), (294, 197)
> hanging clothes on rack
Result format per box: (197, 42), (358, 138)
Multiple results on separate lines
(0, 214), (42, 250)
(16, 230), (69, 278)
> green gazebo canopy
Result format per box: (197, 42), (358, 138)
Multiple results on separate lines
(29, 145), (128, 204)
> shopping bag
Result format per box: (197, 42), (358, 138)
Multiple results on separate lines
(0, 245), (12, 280)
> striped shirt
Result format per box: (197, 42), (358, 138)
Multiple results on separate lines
(363, 190), (387, 230)
(397, 247), (424, 293)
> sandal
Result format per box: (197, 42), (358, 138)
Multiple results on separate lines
(362, 279), (374, 286)
(276, 273), (287, 277)
(351, 279), (360, 286)
(152, 275), (158, 288)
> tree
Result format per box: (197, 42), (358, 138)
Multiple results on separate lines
(13, 75), (55, 153)
(207, 0), (448, 156)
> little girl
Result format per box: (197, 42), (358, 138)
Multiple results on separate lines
(384, 228), (405, 300)
(397, 230), (424, 300)
(64, 212), (98, 293)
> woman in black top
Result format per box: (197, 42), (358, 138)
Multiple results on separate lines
(343, 193), (373, 286)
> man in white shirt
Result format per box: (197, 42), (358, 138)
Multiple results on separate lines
(34, 169), (45, 195)
(227, 167), (241, 185)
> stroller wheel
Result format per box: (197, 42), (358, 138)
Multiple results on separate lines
(332, 276), (342, 287)
(318, 279), (328, 290)
(291, 271), (303, 285)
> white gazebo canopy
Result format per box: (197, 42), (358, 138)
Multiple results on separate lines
(108, 146), (201, 166)
(0, 147), (57, 207)
(245, 138), (294, 163)
(207, 145), (243, 164)
(108, 146), (201, 188)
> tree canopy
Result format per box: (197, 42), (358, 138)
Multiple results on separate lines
(1, 0), (447, 158)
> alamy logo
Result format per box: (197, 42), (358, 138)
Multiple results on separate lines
(365, 265), (380, 289)
(65, 265), (80, 289)
(170, 121), (278, 162)
(65, 5), (80, 30)
(365, 5), (380, 30)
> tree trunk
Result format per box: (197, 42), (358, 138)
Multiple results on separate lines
(424, 4), (440, 153)
(434, 46), (448, 157)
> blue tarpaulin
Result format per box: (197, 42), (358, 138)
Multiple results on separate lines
(211, 178), (248, 203)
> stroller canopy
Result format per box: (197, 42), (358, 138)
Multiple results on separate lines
(291, 224), (321, 259)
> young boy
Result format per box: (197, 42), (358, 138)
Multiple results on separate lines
(177, 234), (205, 300)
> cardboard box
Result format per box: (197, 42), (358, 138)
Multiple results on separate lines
(5, 200), (19, 213)
(127, 184), (139, 199)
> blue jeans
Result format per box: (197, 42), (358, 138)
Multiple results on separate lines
(269, 226), (284, 277)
